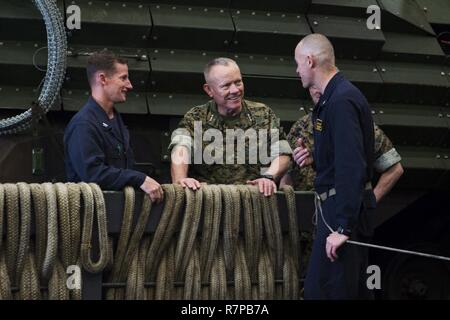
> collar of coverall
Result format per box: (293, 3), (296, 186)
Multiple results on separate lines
(316, 71), (344, 110)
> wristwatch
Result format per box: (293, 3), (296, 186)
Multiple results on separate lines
(337, 226), (352, 237)
(260, 174), (275, 181)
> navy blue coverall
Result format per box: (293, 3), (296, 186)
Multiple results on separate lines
(64, 96), (146, 190)
(304, 72), (376, 299)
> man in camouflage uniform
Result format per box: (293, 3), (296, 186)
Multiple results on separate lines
(169, 57), (292, 196)
(283, 86), (404, 203)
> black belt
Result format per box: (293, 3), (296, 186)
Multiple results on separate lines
(318, 182), (372, 202)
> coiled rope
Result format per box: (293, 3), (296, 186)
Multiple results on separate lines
(0, 183), (303, 300)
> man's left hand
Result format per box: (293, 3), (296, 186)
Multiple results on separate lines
(326, 232), (349, 262)
(246, 178), (277, 196)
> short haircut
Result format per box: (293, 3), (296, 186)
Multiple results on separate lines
(298, 33), (335, 70)
(86, 50), (128, 85)
(203, 57), (239, 83)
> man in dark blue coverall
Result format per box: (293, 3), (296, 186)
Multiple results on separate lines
(64, 50), (163, 203)
(293, 34), (376, 299)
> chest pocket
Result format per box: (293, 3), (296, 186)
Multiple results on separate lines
(106, 142), (124, 161)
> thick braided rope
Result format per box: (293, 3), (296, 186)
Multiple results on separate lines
(199, 186), (213, 282)
(283, 238), (299, 300)
(0, 185), (4, 253)
(80, 183), (110, 273)
(147, 184), (184, 283)
(234, 239), (251, 300)
(125, 251), (139, 300)
(249, 186), (263, 283)
(29, 184), (47, 274)
(268, 194), (284, 279)
(19, 251), (40, 300)
(261, 194), (283, 278)
(258, 244), (274, 299)
(200, 185), (221, 283)
(209, 244), (227, 300)
(66, 183), (82, 300)
(184, 240), (201, 300)
(137, 236), (150, 300)
(175, 188), (203, 281)
(118, 193), (152, 283)
(155, 239), (176, 300)
(67, 183), (81, 265)
(0, 251), (12, 299)
(4, 184), (19, 284)
(106, 186), (134, 300)
(16, 183), (32, 284)
(220, 185), (240, 278)
(48, 259), (69, 300)
(41, 183), (58, 281)
(237, 186), (256, 279)
(145, 184), (176, 280)
(125, 236), (149, 300)
(55, 183), (71, 269)
(281, 185), (300, 273)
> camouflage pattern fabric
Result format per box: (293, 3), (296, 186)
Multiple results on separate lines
(287, 113), (401, 191)
(169, 99), (292, 184)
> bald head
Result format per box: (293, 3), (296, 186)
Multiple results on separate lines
(294, 33), (338, 90)
(295, 34), (335, 70)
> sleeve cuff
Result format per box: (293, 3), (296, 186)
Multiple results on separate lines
(168, 129), (193, 152)
(374, 148), (402, 173)
(270, 140), (293, 159)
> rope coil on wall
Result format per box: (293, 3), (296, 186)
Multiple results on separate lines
(0, 0), (67, 135)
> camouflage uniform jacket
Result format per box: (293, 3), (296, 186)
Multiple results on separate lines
(169, 99), (292, 184)
(287, 113), (402, 191)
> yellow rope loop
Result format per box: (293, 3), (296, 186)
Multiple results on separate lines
(4, 183), (19, 284)
(175, 188), (203, 281)
(66, 183), (81, 265)
(220, 185), (240, 279)
(0, 184), (4, 253)
(155, 239), (176, 300)
(48, 258), (69, 300)
(16, 183), (32, 285)
(118, 192), (152, 283)
(261, 194), (283, 279)
(200, 185), (221, 283)
(41, 183), (58, 282)
(126, 235), (150, 300)
(70, 258), (83, 300)
(125, 251), (139, 300)
(237, 185), (255, 279)
(234, 239), (251, 300)
(0, 250), (12, 300)
(55, 183), (71, 269)
(79, 183), (110, 273)
(19, 251), (40, 300)
(209, 243), (227, 300)
(29, 184), (47, 275)
(184, 240), (201, 300)
(107, 186), (134, 300)
(258, 244), (274, 300)
(281, 185), (300, 273)
(145, 184), (176, 281)
(282, 238), (299, 300)
(248, 185), (263, 283)
(137, 236), (150, 300)
(199, 185), (213, 281)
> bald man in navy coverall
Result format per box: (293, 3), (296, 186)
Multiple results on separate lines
(293, 34), (376, 299)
